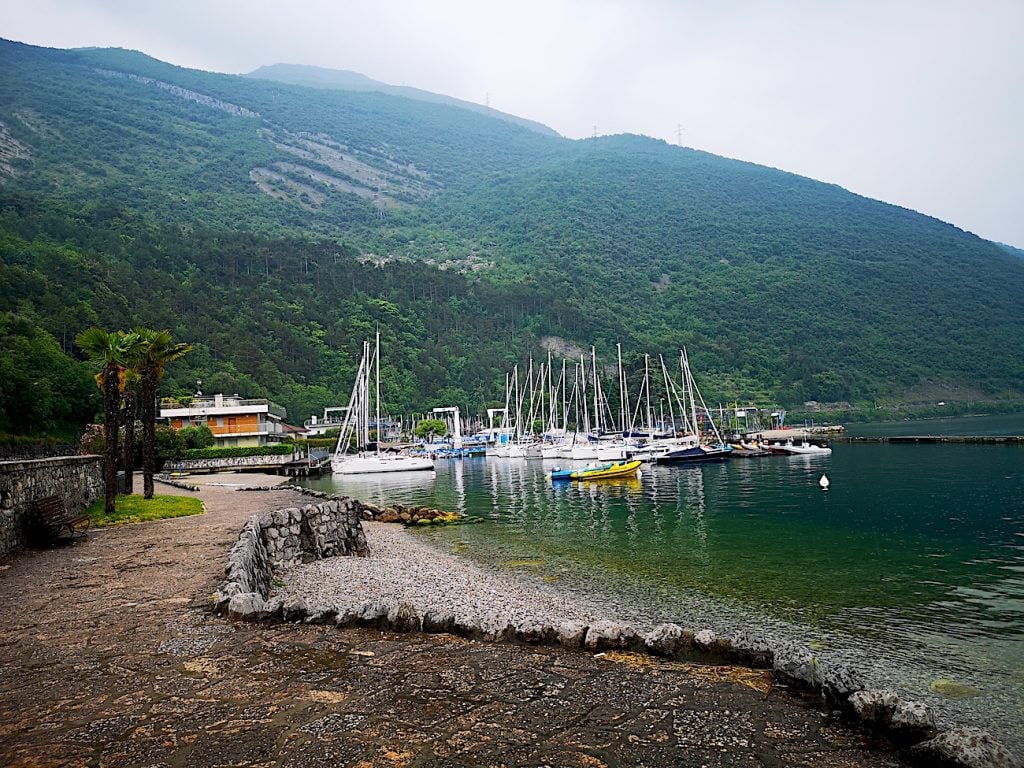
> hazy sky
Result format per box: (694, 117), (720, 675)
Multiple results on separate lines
(7, 1), (1024, 247)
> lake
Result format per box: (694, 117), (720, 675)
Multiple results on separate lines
(301, 414), (1024, 749)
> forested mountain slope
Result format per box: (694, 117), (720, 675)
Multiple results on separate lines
(1, 38), (1022, 435)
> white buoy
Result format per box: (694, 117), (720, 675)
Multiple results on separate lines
(819, 473), (830, 491)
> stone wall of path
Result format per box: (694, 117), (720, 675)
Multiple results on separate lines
(0, 456), (102, 555)
(174, 454), (293, 472)
(213, 496), (369, 614)
(215, 486), (1017, 768)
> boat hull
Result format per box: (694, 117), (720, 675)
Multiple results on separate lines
(655, 446), (731, 465)
(333, 454), (434, 474)
(548, 460), (643, 481)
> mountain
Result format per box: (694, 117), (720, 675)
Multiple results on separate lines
(246, 63), (560, 137)
(1, 38), (1022, 436)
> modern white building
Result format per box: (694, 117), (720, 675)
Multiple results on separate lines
(160, 393), (287, 448)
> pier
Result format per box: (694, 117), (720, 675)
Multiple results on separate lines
(279, 448), (332, 478)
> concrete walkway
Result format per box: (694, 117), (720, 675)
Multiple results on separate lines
(0, 474), (905, 767)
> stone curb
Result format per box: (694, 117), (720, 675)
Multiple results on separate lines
(153, 474), (201, 492)
(214, 487), (1018, 768)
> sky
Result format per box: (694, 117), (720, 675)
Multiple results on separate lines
(6, 0), (1024, 248)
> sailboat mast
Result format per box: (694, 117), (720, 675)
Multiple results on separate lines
(561, 359), (567, 431)
(644, 354), (652, 439)
(659, 354), (676, 434)
(374, 330), (381, 456)
(547, 349), (554, 430)
(617, 343), (626, 433)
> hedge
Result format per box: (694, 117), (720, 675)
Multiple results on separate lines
(183, 445), (295, 459)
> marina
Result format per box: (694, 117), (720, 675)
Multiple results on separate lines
(301, 417), (1024, 752)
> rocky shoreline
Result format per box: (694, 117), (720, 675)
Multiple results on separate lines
(215, 488), (1017, 768)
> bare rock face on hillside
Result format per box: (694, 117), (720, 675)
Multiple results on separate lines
(0, 120), (31, 178)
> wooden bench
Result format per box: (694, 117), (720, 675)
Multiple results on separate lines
(28, 495), (90, 546)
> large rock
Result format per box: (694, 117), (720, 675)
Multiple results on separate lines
(910, 727), (1018, 768)
(644, 623), (687, 657)
(557, 621), (588, 649)
(387, 602), (421, 632)
(849, 689), (899, 723)
(227, 592), (266, 621)
(849, 689), (936, 742)
(422, 610), (457, 634)
(817, 660), (865, 706)
(727, 629), (773, 667)
(584, 620), (623, 651)
(355, 601), (391, 627)
(772, 640), (818, 687)
(512, 618), (555, 645)
(281, 595), (309, 622)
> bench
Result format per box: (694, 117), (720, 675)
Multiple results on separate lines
(27, 495), (90, 546)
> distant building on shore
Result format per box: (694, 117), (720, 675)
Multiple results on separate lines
(160, 393), (289, 448)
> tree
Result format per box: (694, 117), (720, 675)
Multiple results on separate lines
(136, 328), (192, 499)
(413, 418), (448, 441)
(179, 424), (214, 448)
(119, 367), (141, 495)
(76, 328), (139, 515)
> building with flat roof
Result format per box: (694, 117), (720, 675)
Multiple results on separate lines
(160, 393), (287, 448)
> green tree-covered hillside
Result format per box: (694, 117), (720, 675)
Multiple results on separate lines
(1, 38), (1022, 435)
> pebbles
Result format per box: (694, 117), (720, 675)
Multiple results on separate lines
(277, 522), (603, 631)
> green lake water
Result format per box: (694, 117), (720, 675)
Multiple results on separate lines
(302, 414), (1024, 747)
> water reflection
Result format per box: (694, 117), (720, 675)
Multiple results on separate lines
(328, 470), (436, 506)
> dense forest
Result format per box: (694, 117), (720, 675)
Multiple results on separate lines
(1, 38), (1022, 437)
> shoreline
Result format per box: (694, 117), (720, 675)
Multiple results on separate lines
(271, 512), (1021, 759)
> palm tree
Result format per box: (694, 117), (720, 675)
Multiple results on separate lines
(76, 328), (138, 515)
(136, 328), (192, 499)
(119, 367), (142, 495)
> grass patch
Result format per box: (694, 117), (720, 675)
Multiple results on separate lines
(86, 494), (205, 526)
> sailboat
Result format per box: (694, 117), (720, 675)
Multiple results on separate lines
(331, 331), (433, 475)
(655, 348), (732, 465)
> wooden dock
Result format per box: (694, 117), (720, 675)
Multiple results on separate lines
(279, 449), (332, 477)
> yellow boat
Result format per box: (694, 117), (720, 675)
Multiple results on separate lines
(549, 459), (642, 481)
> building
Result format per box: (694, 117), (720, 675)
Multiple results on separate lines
(160, 393), (288, 448)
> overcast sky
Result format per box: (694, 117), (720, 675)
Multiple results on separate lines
(7, 1), (1024, 247)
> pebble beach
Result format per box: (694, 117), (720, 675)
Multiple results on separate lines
(276, 521), (615, 634)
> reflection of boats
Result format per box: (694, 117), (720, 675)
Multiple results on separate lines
(331, 470), (436, 505)
(548, 459), (642, 481)
(332, 331), (433, 475)
(768, 439), (832, 456)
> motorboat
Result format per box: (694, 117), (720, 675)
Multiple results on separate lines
(548, 459), (643, 481)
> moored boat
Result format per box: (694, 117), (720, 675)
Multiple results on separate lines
(547, 459), (642, 481)
(655, 444), (732, 465)
(332, 331), (433, 475)
(768, 438), (833, 456)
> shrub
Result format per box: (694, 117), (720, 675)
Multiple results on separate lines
(183, 445), (295, 459)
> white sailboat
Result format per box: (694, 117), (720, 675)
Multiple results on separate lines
(331, 331), (433, 475)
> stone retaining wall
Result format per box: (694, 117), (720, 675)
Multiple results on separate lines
(175, 454), (293, 472)
(0, 456), (103, 556)
(213, 498), (368, 615)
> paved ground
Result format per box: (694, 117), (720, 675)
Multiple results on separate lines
(0, 474), (906, 767)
